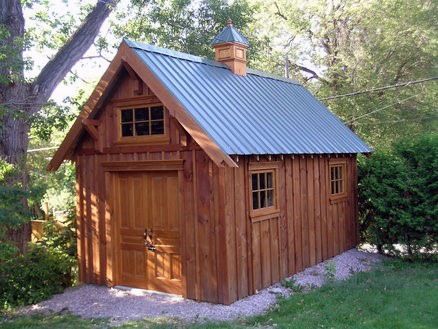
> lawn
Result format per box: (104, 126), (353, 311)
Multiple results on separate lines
(1, 259), (437, 329)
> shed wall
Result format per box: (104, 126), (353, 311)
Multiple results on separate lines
(220, 155), (358, 302)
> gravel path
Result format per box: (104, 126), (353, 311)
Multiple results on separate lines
(20, 249), (381, 323)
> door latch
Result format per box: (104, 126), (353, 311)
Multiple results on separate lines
(144, 228), (156, 251)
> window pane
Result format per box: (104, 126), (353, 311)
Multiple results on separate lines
(134, 108), (148, 121)
(151, 120), (164, 135)
(267, 172), (273, 188)
(151, 106), (164, 120)
(260, 190), (266, 208)
(259, 173), (266, 189)
(121, 123), (133, 136)
(121, 109), (133, 122)
(331, 181), (335, 194)
(252, 192), (259, 209)
(135, 122), (149, 136)
(251, 174), (258, 191)
(267, 189), (274, 207)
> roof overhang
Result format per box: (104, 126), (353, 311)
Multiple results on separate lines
(47, 41), (237, 171)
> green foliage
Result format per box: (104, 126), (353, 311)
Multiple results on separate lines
(324, 260), (336, 282)
(110, 0), (269, 63)
(39, 219), (77, 260)
(281, 278), (303, 293)
(252, 0), (438, 148)
(0, 160), (31, 236)
(358, 133), (438, 256)
(0, 243), (75, 309)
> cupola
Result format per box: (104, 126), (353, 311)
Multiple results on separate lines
(211, 19), (249, 76)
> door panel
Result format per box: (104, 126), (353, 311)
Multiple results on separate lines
(114, 171), (181, 294)
(147, 172), (182, 294)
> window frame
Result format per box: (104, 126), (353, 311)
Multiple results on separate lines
(248, 163), (280, 221)
(115, 103), (169, 144)
(328, 160), (347, 201)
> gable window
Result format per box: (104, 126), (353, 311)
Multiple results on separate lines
(120, 106), (165, 137)
(329, 161), (346, 198)
(251, 171), (275, 210)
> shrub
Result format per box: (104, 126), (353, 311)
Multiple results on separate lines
(358, 133), (438, 257)
(0, 243), (75, 309)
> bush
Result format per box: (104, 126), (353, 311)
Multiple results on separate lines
(358, 133), (438, 257)
(0, 243), (75, 310)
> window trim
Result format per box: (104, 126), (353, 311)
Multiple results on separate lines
(328, 160), (347, 201)
(115, 103), (169, 144)
(248, 163), (280, 220)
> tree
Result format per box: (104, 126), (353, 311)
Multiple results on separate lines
(107, 0), (266, 62)
(0, 0), (119, 250)
(251, 0), (437, 147)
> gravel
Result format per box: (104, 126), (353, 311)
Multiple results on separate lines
(20, 248), (381, 323)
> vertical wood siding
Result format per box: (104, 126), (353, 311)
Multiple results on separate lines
(73, 72), (359, 304)
(221, 155), (358, 301)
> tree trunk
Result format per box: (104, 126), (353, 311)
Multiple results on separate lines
(0, 0), (118, 251)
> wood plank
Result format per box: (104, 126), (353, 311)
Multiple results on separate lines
(319, 157), (328, 261)
(182, 150), (197, 299)
(285, 158), (295, 274)
(216, 167), (229, 304)
(307, 158), (316, 266)
(270, 218), (280, 283)
(76, 159), (86, 282)
(278, 161), (288, 278)
(234, 165), (249, 299)
(292, 158), (303, 272)
(225, 167), (237, 303)
(91, 155), (100, 283)
(314, 158), (322, 263)
(300, 158), (309, 268)
(252, 221), (262, 291)
(244, 159), (254, 295)
(260, 220), (271, 288)
(333, 202), (339, 255)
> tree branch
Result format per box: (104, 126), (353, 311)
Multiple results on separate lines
(31, 0), (118, 112)
(289, 61), (330, 85)
(274, 2), (288, 21)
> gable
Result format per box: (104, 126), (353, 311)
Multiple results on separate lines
(48, 42), (237, 171)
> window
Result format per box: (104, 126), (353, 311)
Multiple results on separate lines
(329, 162), (346, 197)
(120, 106), (165, 137)
(251, 171), (275, 210)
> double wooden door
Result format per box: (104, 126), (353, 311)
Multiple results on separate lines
(113, 171), (182, 295)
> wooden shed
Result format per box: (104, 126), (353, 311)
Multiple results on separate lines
(49, 22), (371, 304)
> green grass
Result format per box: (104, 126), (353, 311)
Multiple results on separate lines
(1, 259), (437, 329)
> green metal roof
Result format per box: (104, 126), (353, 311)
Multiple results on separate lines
(126, 40), (372, 155)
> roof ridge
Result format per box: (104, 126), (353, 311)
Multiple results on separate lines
(125, 39), (301, 86)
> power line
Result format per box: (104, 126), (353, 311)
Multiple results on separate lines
(347, 94), (420, 124)
(322, 77), (437, 101)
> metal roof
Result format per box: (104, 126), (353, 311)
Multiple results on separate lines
(211, 23), (249, 46)
(126, 40), (372, 155)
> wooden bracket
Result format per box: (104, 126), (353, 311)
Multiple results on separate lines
(122, 59), (144, 95)
(82, 119), (99, 141)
